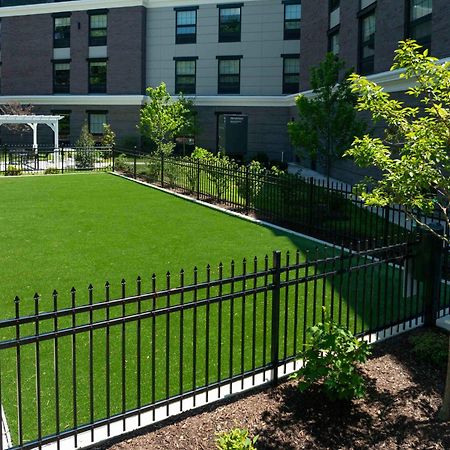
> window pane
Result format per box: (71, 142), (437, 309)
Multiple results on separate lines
(176, 61), (195, 75)
(330, 32), (340, 54)
(89, 114), (106, 134)
(177, 10), (196, 26)
(411, 19), (432, 41)
(284, 58), (299, 75)
(411, 0), (432, 21)
(219, 60), (239, 75)
(362, 14), (376, 42)
(220, 8), (241, 21)
(91, 14), (107, 29)
(285, 4), (301, 20)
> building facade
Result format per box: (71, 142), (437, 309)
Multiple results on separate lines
(0, 0), (448, 178)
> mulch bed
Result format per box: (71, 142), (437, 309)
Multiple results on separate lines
(95, 329), (450, 449)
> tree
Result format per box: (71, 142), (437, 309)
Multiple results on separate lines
(0, 101), (34, 134)
(139, 83), (190, 156)
(288, 53), (366, 180)
(101, 123), (116, 148)
(75, 122), (95, 149)
(74, 122), (96, 168)
(345, 39), (450, 420)
(176, 96), (198, 156)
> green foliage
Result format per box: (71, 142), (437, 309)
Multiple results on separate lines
(44, 168), (60, 175)
(192, 147), (238, 199)
(346, 40), (450, 236)
(113, 154), (131, 174)
(215, 428), (258, 450)
(140, 83), (191, 156)
(291, 319), (371, 401)
(409, 330), (449, 368)
(5, 165), (22, 176)
(75, 122), (95, 149)
(101, 123), (116, 148)
(288, 53), (366, 178)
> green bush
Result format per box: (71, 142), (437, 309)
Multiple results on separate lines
(44, 168), (60, 175)
(215, 428), (258, 450)
(291, 319), (371, 401)
(5, 165), (22, 176)
(75, 149), (97, 169)
(409, 330), (448, 368)
(113, 154), (131, 174)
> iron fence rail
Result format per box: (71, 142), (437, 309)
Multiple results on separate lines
(1, 146), (112, 175)
(1, 238), (444, 450)
(112, 150), (450, 249)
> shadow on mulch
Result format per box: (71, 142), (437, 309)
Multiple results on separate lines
(257, 331), (450, 449)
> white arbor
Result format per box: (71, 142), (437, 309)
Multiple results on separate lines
(0, 114), (63, 152)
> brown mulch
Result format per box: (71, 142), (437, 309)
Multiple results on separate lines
(95, 329), (450, 449)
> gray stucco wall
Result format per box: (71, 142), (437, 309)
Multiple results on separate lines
(146, 0), (299, 95)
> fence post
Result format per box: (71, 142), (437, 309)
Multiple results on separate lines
(245, 165), (250, 214)
(133, 152), (137, 179)
(4, 147), (7, 175)
(420, 223), (444, 327)
(308, 177), (314, 231)
(161, 153), (164, 188)
(271, 250), (281, 385)
(383, 205), (391, 246)
(196, 159), (200, 200)
(112, 148), (115, 172)
(61, 148), (64, 174)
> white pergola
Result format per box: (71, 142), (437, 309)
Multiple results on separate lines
(0, 114), (64, 151)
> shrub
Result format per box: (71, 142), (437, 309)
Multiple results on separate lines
(291, 319), (371, 401)
(5, 165), (21, 176)
(44, 168), (60, 175)
(409, 330), (448, 368)
(215, 428), (258, 450)
(113, 154), (131, 174)
(75, 150), (97, 169)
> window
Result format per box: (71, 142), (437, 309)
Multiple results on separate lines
(53, 15), (70, 48)
(359, 11), (376, 75)
(218, 5), (241, 43)
(175, 8), (197, 44)
(52, 110), (71, 145)
(282, 55), (300, 94)
(88, 59), (107, 93)
(283, 1), (301, 40)
(217, 56), (241, 94)
(88, 111), (107, 135)
(407, 0), (432, 49)
(329, 0), (339, 11)
(53, 61), (70, 93)
(328, 29), (340, 54)
(175, 58), (197, 94)
(89, 13), (107, 46)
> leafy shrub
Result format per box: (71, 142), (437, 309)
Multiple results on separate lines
(215, 428), (258, 450)
(44, 168), (60, 175)
(5, 165), (21, 176)
(113, 154), (132, 174)
(75, 150), (97, 169)
(291, 319), (371, 401)
(409, 330), (448, 368)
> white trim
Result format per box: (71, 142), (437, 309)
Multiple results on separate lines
(0, 95), (146, 106)
(0, 0), (263, 17)
(1, 405), (12, 450)
(0, 0), (144, 17)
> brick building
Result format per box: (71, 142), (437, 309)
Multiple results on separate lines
(0, 0), (447, 181)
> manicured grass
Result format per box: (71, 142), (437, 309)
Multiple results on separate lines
(0, 173), (422, 447)
(0, 172), (319, 317)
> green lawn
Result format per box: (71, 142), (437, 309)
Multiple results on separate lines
(0, 173), (421, 447)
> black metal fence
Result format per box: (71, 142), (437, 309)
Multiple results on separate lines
(1, 145), (113, 175)
(112, 150), (449, 248)
(0, 235), (447, 450)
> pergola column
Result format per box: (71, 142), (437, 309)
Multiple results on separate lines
(27, 123), (38, 154)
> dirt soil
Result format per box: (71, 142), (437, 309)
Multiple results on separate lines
(95, 329), (450, 449)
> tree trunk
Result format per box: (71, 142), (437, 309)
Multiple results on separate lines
(438, 336), (450, 421)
